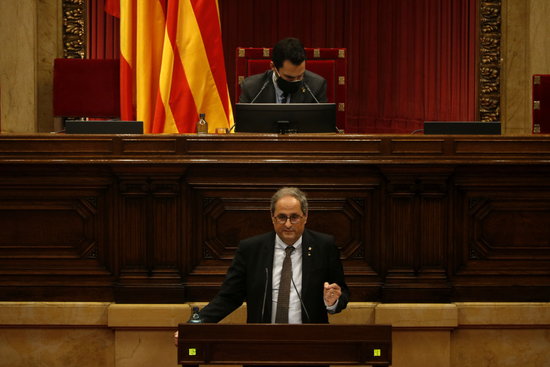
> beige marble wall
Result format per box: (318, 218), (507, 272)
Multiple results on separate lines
(0, 0), (61, 133)
(109, 304), (190, 367)
(0, 0), (38, 133)
(501, 0), (530, 134)
(2, 302), (550, 367)
(452, 303), (550, 367)
(529, 0), (550, 74)
(375, 304), (457, 367)
(36, 0), (63, 132)
(0, 328), (114, 367)
(453, 329), (550, 367)
(0, 302), (114, 367)
(502, 0), (550, 134)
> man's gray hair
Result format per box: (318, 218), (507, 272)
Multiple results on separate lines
(270, 187), (308, 215)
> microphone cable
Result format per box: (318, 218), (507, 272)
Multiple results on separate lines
(303, 81), (320, 103)
(250, 75), (271, 103)
(291, 275), (311, 323)
(261, 267), (269, 322)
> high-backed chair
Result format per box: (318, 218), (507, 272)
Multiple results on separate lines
(533, 74), (550, 134)
(236, 47), (347, 129)
(53, 58), (120, 119)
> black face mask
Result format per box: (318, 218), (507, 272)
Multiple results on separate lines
(275, 73), (303, 95)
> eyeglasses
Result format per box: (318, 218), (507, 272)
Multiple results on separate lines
(274, 214), (303, 224)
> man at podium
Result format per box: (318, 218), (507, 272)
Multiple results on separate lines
(239, 38), (328, 104)
(197, 187), (349, 324)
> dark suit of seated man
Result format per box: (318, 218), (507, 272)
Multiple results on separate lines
(239, 38), (328, 104)
(197, 186), (349, 324)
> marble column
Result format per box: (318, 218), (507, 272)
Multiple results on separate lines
(0, 0), (37, 133)
(0, 0), (61, 133)
(502, 0), (550, 134)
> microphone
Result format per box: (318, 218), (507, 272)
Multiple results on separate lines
(303, 81), (320, 103)
(290, 275), (311, 323)
(304, 81), (338, 132)
(187, 306), (202, 324)
(261, 267), (269, 322)
(250, 77), (271, 103)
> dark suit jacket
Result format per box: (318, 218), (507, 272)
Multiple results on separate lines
(198, 229), (349, 323)
(239, 70), (328, 103)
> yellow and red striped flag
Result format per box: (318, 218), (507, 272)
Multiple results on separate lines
(107, 0), (233, 133)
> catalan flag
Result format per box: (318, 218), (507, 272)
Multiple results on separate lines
(107, 0), (233, 133)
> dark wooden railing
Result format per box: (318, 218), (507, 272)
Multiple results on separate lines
(1, 134), (550, 303)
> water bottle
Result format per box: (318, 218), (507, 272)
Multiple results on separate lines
(196, 113), (208, 134)
(188, 306), (202, 323)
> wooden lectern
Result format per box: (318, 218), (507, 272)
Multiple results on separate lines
(178, 324), (392, 366)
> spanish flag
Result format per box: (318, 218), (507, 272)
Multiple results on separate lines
(107, 0), (233, 133)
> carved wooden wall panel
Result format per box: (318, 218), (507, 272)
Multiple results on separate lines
(62, 0), (86, 58)
(183, 165), (382, 300)
(0, 165), (114, 300)
(452, 167), (550, 300)
(380, 167), (452, 302)
(1, 135), (550, 303)
(113, 167), (186, 302)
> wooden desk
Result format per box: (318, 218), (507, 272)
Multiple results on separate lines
(178, 323), (392, 366)
(1, 133), (550, 303)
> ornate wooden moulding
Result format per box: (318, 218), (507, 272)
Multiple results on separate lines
(62, 0), (86, 59)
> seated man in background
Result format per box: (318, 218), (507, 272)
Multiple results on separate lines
(239, 38), (327, 104)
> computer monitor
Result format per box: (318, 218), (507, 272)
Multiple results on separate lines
(423, 121), (501, 135)
(235, 103), (337, 134)
(65, 120), (143, 134)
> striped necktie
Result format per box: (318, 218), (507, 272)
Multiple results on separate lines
(275, 245), (295, 323)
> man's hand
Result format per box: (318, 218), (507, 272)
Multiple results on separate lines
(323, 282), (341, 306)
(174, 331), (179, 346)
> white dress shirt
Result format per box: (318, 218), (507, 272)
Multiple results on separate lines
(270, 234), (339, 323)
